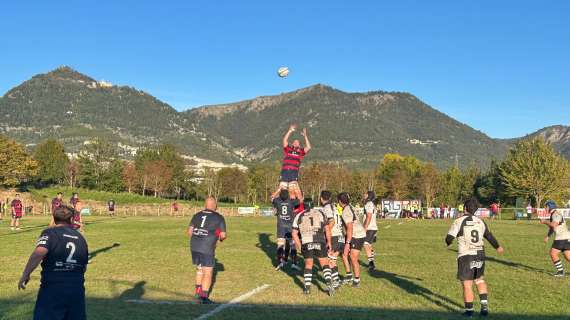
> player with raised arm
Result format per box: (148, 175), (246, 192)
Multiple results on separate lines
(446, 198), (504, 318)
(540, 200), (570, 277)
(272, 189), (301, 271)
(188, 197), (227, 304)
(19, 205), (89, 319)
(271, 124), (311, 200)
(10, 193), (24, 231)
(292, 200), (334, 296)
(362, 191), (379, 271)
(337, 192), (367, 287)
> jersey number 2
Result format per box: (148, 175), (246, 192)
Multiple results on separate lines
(66, 242), (77, 263)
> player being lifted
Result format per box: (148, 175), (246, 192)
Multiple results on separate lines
(271, 124), (311, 201)
(362, 191), (379, 271)
(446, 198), (504, 317)
(272, 189), (301, 271)
(292, 200), (334, 296)
(540, 200), (570, 277)
(337, 192), (367, 287)
(188, 197), (227, 304)
(320, 191), (348, 287)
(19, 205), (89, 319)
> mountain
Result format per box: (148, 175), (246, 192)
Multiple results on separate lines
(0, 67), (566, 169)
(0, 66), (238, 162)
(518, 125), (570, 158)
(184, 84), (506, 168)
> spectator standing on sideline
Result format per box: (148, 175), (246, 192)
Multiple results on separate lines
(107, 199), (115, 216)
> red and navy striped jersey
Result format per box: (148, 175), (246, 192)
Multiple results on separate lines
(281, 146), (306, 171)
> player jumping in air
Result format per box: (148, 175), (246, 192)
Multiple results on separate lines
(320, 190), (348, 288)
(337, 192), (367, 287)
(19, 205), (89, 320)
(272, 189), (301, 271)
(271, 124), (311, 201)
(188, 197), (227, 304)
(446, 198), (504, 317)
(540, 200), (570, 277)
(362, 191), (379, 271)
(10, 193), (24, 231)
(292, 199), (334, 296)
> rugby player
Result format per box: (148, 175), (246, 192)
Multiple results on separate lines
(272, 189), (300, 271)
(540, 200), (570, 277)
(446, 198), (504, 317)
(10, 193), (24, 231)
(292, 200), (334, 295)
(337, 192), (367, 287)
(188, 197), (227, 304)
(19, 205), (89, 320)
(320, 190), (347, 287)
(271, 125), (311, 201)
(362, 191), (379, 271)
(49, 192), (64, 227)
(70, 193), (79, 209)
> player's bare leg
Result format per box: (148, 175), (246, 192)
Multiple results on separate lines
(341, 250), (353, 284)
(15, 218), (20, 230)
(199, 266), (214, 303)
(194, 266), (204, 300)
(349, 249), (361, 287)
(10, 217), (15, 230)
(364, 243), (376, 271)
(550, 248), (565, 277)
(475, 278), (489, 316)
(288, 239), (300, 270)
(317, 257), (334, 296)
(461, 280), (475, 317)
(328, 253), (342, 288)
(275, 238), (287, 270)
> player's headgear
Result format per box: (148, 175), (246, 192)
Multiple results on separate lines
(279, 189), (289, 201)
(337, 192), (350, 205)
(464, 198), (480, 215)
(545, 200), (557, 211)
(53, 205), (76, 224)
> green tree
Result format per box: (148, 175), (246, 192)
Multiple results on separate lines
(33, 139), (69, 185)
(0, 135), (38, 186)
(100, 160), (125, 192)
(417, 163), (439, 207)
(77, 138), (117, 189)
(376, 154), (423, 200)
(499, 138), (570, 207)
(438, 166), (462, 206)
(218, 167), (247, 203)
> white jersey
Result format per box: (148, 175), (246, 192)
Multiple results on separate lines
(551, 211), (570, 241)
(342, 205), (367, 239)
(363, 201), (378, 231)
(447, 215), (494, 258)
(322, 203), (343, 237)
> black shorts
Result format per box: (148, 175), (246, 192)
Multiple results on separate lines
(552, 239), (570, 252)
(364, 230), (377, 244)
(302, 242), (327, 259)
(457, 254), (486, 281)
(12, 212), (22, 219)
(350, 237), (365, 251)
(331, 236), (345, 253)
(277, 224), (293, 239)
(280, 169), (299, 183)
(34, 284), (86, 320)
(191, 251), (215, 268)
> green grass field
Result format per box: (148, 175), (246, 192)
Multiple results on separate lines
(0, 216), (568, 320)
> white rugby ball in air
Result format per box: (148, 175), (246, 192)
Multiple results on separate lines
(277, 66), (289, 78)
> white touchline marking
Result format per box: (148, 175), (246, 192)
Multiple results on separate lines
(195, 284), (271, 320)
(384, 225), (391, 229)
(398, 222), (404, 225)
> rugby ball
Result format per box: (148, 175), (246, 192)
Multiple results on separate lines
(277, 67), (289, 78)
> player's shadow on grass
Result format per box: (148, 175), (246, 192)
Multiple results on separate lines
(119, 281), (147, 300)
(211, 260), (225, 295)
(88, 243), (121, 261)
(368, 270), (463, 312)
(256, 233), (328, 292)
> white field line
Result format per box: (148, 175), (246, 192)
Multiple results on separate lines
(384, 225), (391, 229)
(195, 284), (270, 320)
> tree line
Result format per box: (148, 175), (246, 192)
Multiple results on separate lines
(0, 135), (568, 207)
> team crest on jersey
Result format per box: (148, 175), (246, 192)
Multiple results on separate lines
(36, 235), (49, 246)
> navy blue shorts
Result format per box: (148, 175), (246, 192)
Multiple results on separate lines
(280, 169), (299, 183)
(192, 251), (215, 268)
(34, 283), (86, 320)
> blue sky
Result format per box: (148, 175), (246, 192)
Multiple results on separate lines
(0, 1), (568, 138)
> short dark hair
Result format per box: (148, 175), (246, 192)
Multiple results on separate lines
(53, 205), (75, 224)
(303, 198), (313, 210)
(279, 189), (289, 201)
(337, 192), (350, 205)
(464, 198), (480, 215)
(365, 191), (376, 202)
(320, 190), (332, 202)
(57, 192), (63, 196)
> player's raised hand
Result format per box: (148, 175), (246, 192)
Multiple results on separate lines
(496, 246), (504, 254)
(18, 275), (29, 290)
(289, 124), (297, 132)
(301, 128), (307, 137)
